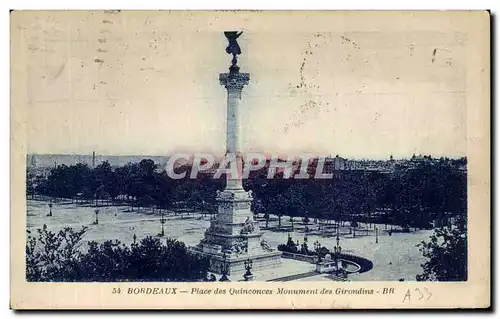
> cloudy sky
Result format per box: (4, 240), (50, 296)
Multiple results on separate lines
(14, 11), (469, 159)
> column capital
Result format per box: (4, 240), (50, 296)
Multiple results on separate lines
(219, 72), (250, 92)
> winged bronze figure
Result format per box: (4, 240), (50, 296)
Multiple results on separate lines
(224, 31), (243, 68)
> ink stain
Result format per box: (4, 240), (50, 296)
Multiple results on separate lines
(341, 36), (360, 49)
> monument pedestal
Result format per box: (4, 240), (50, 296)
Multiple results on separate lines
(191, 248), (282, 276)
(191, 188), (281, 275)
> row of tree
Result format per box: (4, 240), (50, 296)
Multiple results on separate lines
(27, 158), (467, 230)
(26, 225), (209, 282)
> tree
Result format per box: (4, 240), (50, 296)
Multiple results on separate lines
(80, 239), (130, 281)
(416, 216), (467, 281)
(115, 163), (134, 202)
(26, 224), (88, 281)
(264, 212), (270, 228)
(91, 161), (115, 205)
(268, 193), (287, 229)
(351, 220), (359, 237)
(185, 188), (202, 216)
(26, 225), (209, 282)
(276, 212), (283, 229)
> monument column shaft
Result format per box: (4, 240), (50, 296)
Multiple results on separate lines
(226, 89), (243, 190)
(219, 71), (249, 190)
(226, 90), (242, 155)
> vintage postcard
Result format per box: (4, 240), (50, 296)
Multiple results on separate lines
(10, 10), (490, 309)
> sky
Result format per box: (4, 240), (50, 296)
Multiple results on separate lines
(14, 11), (468, 159)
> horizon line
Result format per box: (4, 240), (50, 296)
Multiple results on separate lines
(26, 152), (467, 161)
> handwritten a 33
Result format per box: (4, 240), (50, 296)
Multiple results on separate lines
(402, 287), (432, 303)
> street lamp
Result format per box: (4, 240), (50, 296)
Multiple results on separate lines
(220, 252), (230, 282)
(333, 223), (342, 276)
(303, 210), (310, 233)
(133, 233), (137, 245)
(375, 226), (379, 243)
(243, 258), (254, 281)
(159, 210), (166, 237)
(47, 202), (53, 217)
(94, 209), (99, 225)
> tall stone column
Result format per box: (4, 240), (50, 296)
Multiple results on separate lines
(190, 32), (281, 276)
(219, 71), (249, 190)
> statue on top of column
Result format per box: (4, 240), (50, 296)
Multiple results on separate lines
(224, 31), (243, 72)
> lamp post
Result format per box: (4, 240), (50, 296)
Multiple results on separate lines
(303, 210), (310, 233)
(333, 223), (342, 276)
(159, 210), (166, 237)
(220, 252), (230, 282)
(375, 226), (379, 244)
(314, 240), (322, 263)
(48, 202), (53, 217)
(94, 209), (99, 225)
(243, 258), (254, 281)
(133, 233), (137, 245)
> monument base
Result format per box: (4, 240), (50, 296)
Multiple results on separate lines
(190, 186), (282, 277)
(190, 245), (282, 276)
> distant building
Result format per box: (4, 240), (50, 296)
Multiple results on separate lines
(323, 155), (349, 174)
